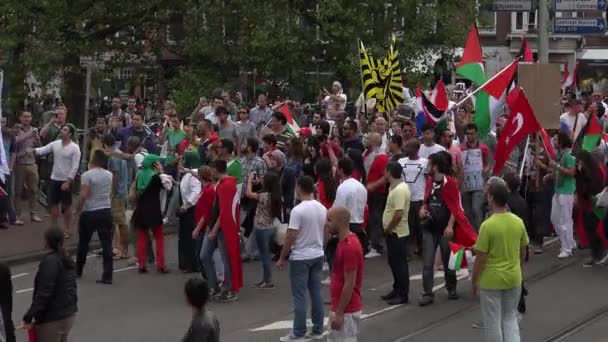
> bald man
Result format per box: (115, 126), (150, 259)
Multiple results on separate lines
(363, 132), (389, 258)
(327, 207), (364, 342)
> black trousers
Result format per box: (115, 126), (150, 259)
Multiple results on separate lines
(350, 223), (369, 256)
(582, 207), (604, 261)
(408, 201), (423, 253)
(76, 209), (113, 281)
(368, 192), (387, 253)
(178, 206), (197, 272)
(386, 233), (410, 299)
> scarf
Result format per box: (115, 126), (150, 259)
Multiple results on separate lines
(136, 154), (163, 193)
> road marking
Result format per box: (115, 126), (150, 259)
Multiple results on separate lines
(114, 266), (138, 273)
(251, 271), (470, 332)
(11, 273), (28, 279)
(16, 288), (33, 294)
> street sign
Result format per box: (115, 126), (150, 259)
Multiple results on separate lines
(553, 17), (607, 34)
(491, 0), (535, 11)
(554, 0), (608, 11)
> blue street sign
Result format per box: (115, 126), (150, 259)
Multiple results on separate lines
(554, 17), (607, 34)
(554, 0), (608, 11)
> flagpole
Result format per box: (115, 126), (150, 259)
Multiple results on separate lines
(519, 135), (530, 180)
(357, 38), (369, 123)
(454, 59), (519, 108)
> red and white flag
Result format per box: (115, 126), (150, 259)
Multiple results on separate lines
(430, 79), (449, 111)
(493, 87), (542, 174)
(561, 62), (579, 91)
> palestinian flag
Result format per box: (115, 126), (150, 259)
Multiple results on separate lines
(456, 24), (491, 136)
(278, 103), (300, 136)
(448, 242), (472, 271)
(582, 115), (602, 152)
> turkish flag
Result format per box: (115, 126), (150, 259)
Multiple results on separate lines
(493, 87), (541, 174)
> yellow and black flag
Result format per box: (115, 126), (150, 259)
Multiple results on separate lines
(375, 34), (404, 112)
(359, 40), (380, 100)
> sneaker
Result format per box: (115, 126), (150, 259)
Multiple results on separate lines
(418, 295), (434, 307)
(598, 253), (608, 265)
(322, 262), (329, 272)
(279, 333), (310, 341)
(533, 246), (544, 254)
(219, 290), (238, 302)
(448, 290), (459, 300)
(209, 288), (222, 301)
(583, 259), (597, 267)
(31, 214), (42, 223)
(365, 248), (381, 259)
(557, 251), (572, 259)
(306, 332), (323, 340)
(381, 290), (397, 301)
(321, 276), (331, 286)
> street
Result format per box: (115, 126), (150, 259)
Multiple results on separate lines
(6, 235), (608, 342)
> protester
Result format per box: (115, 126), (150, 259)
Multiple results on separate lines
(419, 124), (446, 159)
(267, 149), (297, 220)
(235, 107), (257, 147)
(216, 106), (239, 153)
(0, 262), (15, 342)
(315, 159), (337, 209)
(548, 132), (577, 259)
(270, 111), (295, 152)
(363, 132), (389, 258)
(249, 94), (273, 128)
(346, 148), (366, 183)
(35, 125), (81, 239)
(419, 151), (476, 306)
(473, 179), (528, 342)
(23, 227), (78, 341)
(398, 139), (428, 256)
(182, 278), (220, 342)
(13, 110), (42, 225)
(0, 117), (15, 228)
(106, 96), (131, 128)
(246, 172), (282, 289)
(132, 154), (169, 273)
(103, 134), (130, 260)
(40, 106), (76, 144)
(322, 81), (347, 121)
(381, 162), (411, 305)
(277, 176), (326, 342)
(178, 163), (202, 274)
(388, 135), (405, 162)
(460, 123), (490, 231)
(342, 120), (365, 153)
(334, 158), (368, 255)
(192, 166), (217, 277)
(439, 126), (463, 185)
(327, 207), (364, 342)
(178, 121), (203, 170)
(75, 150), (114, 284)
(117, 112), (155, 153)
(560, 98), (587, 141)
(286, 137), (305, 178)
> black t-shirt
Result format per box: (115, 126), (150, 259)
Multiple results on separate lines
(426, 181), (451, 233)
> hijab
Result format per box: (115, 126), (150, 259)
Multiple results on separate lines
(136, 154), (164, 193)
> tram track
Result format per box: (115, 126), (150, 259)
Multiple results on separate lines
(392, 254), (584, 342)
(544, 305), (608, 342)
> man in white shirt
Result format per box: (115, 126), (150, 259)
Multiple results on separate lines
(322, 81), (347, 121)
(277, 176), (327, 341)
(398, 139), (428, 255)
(35, 125), (81, 237)
(204, 96), (225, 125)
(334, 158), (369, 255)
(419, 124), (446, 159)
(560, 99), (587, 141)
(178, 168), (202, 273)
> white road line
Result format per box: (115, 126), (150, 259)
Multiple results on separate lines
(113, 266), (137, 273)
(11, 273), (28, 279)
(251, 272), (470, 332)
(15, 288), (33, 294)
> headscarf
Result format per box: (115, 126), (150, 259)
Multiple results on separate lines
(136, 154), (164, 193)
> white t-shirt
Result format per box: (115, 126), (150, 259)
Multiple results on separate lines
(419, 143), (446, 159)
(35, 140), (81, 182)
(288, 199), (327, 261)
(560, 112), (587, 140)
(398, 157), (428, 202)
(333, 178), (367, 224)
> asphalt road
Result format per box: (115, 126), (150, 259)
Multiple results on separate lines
(7, 236), (608, 342)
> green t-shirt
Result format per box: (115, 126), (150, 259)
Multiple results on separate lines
(555, 149), (576, 195)
(165, 129), (186, 165)
(227, 157), (242, 184)
(475, 212), (529, 290)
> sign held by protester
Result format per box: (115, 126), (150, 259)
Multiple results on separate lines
(517, 63), (561, 129)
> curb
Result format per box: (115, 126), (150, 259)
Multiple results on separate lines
(0, 225), (178, 267)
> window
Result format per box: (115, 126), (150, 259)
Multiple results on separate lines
(116, 67), (135, 80)
(478, 11), (497, 32)
(511, 11), (538, 32)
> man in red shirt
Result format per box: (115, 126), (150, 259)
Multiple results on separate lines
(327, 206), (364, 342)
(363, 133), (390, 258)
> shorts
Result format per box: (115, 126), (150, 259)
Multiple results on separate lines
(328, 311), (361, 342)
(48, 180), (72, 208)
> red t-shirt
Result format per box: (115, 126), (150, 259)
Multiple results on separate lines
(330, 233), (364, 313)
(317, 180), (333, 209)
(194, 183), (216, 229)
(364, 152), (389, 194)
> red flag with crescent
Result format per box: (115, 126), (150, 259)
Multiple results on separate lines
(493, 87), (542, 174)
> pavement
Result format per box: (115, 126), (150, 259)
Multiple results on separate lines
(6, 235), (608, 342)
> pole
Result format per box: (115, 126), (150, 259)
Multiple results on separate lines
(519, 135), (530, 180)
(538, 0), (550, 63)
(81, 65), (92, 172)
(358, 39), (369, 123)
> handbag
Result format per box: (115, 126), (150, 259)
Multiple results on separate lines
(596, 187), (608, 208)
(273, 217), (288, 246)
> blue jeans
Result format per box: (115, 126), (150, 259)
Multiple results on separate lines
(255, 227), (274, 283)
(289, 256), (324, 337)
(462, 190), (485, 231)
(200, 230), (231, 290)
(480, 287), (522, 342)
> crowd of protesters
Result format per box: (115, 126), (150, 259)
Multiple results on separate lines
(1, 83), (608, 342)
